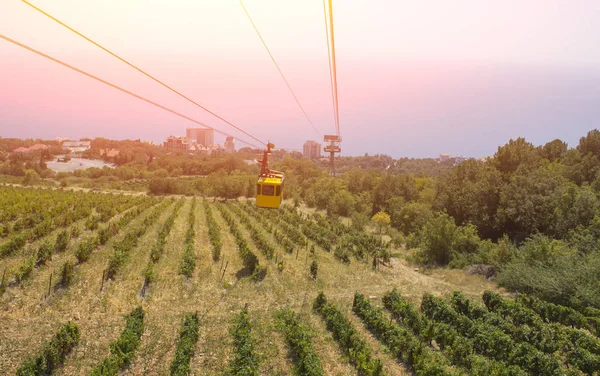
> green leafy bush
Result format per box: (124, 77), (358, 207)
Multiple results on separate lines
(15, 257), (35, 283)
(16, 322), (80, 376)
(91, 307), (144, 376)
(58, 260), (75, 287)
(226, 307), (260, 376)
(353, 291), (451, 375)
(309, 261), (318, 280)
(205, 205), (222, 261)
(0, 233), (27, 257)
(179, 199), (196, 278)
(313, 292), (384, 376)
(275, 309), (324, 376)
(107, 201), (168, 279)
(170, 312), (200, 376)
(75, 238), (96, 263)
(54, 230), (70, 253)
(384, 289), (526, 375)
(35, 241), (53, 266)
(217, 205), (263, 280)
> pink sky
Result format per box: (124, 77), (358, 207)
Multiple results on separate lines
(1, 0), (600, 156)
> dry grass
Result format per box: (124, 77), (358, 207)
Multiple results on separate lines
(0, 198), (502, 375)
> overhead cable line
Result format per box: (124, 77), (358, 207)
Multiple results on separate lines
(322, 0), (337, 135)
(0, 34), (261, 149)
(22, 0), (267, 147)
(327, 0), (341, 136)
(239, 0), (321, 137)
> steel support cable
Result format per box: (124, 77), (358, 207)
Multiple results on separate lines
(322, 0), (337, 135)
(239, 0), (321, 137)
(0, 34), (261, 149)
(328, 0), (341, 136)
(22, 0), (267, 147)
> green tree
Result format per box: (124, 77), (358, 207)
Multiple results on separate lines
(372, 211), (391, 269)
(492, 137), (539, 175)
(552, 184), (599, 237)
(577, 129), (600, 158)
(564, 149), (600, 185)
(390, 201), (432, 235)
(415, 213), (457, 265)
(372, 211), (391, 236)
(434, 159), (502, 238)
(372, 174), (417, 214)
(495, 164), (567, 241)
(22, 169), (40, 185)
(539, 139), (567, 162)
(351, 212), (369, 231)
(331, 189), (356, 216)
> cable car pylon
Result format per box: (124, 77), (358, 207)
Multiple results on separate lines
(323, 135), (341, 176)
(323, 0), (341, 176)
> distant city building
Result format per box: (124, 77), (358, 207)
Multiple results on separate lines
(13, 143), (49, 155)
(29, 144), (49, 152)
(224, 136), (235, 153)
(163, 136), (188, 151)
(303, 140), (321, 159)
(12, 147), (30, 154)
(100, 148), (120, 158)
(439, 153), (470, 165)
(186, 128), (214, 148)
(188, 144), (210, 154)
(63, 141), (91, 153)
(54, 137), (70, 143)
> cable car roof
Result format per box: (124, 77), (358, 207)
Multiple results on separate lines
(258, 176), (283, 184)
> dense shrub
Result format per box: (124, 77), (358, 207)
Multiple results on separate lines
(226, 307), (260, 376)
(14, 257), (35, 283)
(353, 291), (452, 375)
(275, 309), (324, 376)
(179, 198), (197, 278)
(228, 205), (274, 260)
(0, 233), (27, 257)
(497, 251), (600, 310)
(75, 238), (96, 263)
(35, 241), (52, 266)
(16, 322), (80, 376)
(170, 312), (200, 376)
(309, 261), (318, 280)
(91, 307), (144, 376)
(107, 201), (168, 279)
(313, 292), (384, 375)
(205, 205), (222, 261)
(58, 260), (75, 287)
(217, 205), (264, 281)
(386, 289), (526, 375)
(54, 230), (70, 253)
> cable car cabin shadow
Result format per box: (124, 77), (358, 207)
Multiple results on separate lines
(256, 177), (283, 209)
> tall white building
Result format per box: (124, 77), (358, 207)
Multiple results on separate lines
(303, 140), (321, 159)
(186, 128), (214, 148)
(224, 136), (235, 152)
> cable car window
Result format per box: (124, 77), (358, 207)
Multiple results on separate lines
(275, 186), (281, 196)
(262, 184), (275, 196)
(256, 184), (261, 195)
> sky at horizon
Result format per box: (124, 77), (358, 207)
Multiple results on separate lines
(1, 0), (600, 158)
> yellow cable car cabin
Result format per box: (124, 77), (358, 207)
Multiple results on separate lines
(256, 175), (284, 209)
(256, 142), (284, 209)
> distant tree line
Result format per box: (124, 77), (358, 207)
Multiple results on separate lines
(283, 130), (600, 310)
